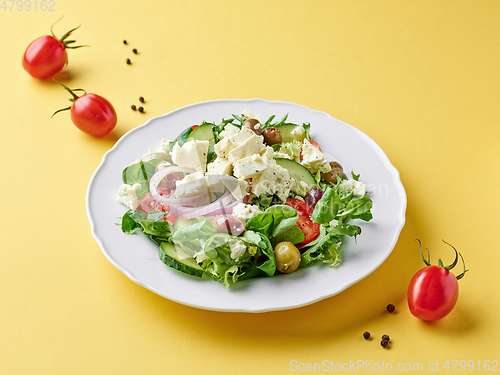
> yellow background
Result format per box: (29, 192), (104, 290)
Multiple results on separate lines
(1, 1), (499, 374)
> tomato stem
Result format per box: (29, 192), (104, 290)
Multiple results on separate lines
(416, 239), (431, 266)
(52, 81), (87, 118)
(50, 16), (89, 49)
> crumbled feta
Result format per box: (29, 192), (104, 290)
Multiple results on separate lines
(232, 203), (263, 223)
(219, 124), (239, 139)
(117, 183), (141, 209)
(233, 154), (268, 180)
(252, 162), (293, 202)
(254, 123), (261, 130)
(300, 139), (332, 173)
(231, 126), (256, 145)
(329, 219), (339, 227)
(222, 178), (248, 200)
(213, 137), (233, 159)
(227, 238), (247, 262)
(174, 171), (209, 198)
(291, 126), (305, 138)
(338, 179), (367, 197)
(171, 140), (210, 173)
(240, 109), (262, 124)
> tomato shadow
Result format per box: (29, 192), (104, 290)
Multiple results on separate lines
(34, 70), (77, 85)
(416, 303), (479, 337)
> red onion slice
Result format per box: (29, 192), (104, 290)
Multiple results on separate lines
(170, 190), (235, 219)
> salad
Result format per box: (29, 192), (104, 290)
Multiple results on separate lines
(117, 109), (373, 287)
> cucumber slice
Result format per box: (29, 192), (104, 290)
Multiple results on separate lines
(275, 158), (317, 193)
(187, 124), (215, 147)
(275, 124), (307, 143)
(159, 242), (204, 278)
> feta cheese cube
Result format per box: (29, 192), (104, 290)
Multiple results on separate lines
(213, 137), (234, 159)
(231, 126), (255, 145)
(228, 134), (266, 163)
(274, 152), (292, 160)
(219, 124), (239, 139)
(291, 126), (305, 138)
(300, 139), (332, 173)
(175, 171), (209, 198)
(171, 140), (210, 173)
(207, 157), (233, 176)
(117, 183), (142, 210)
(233, 154), (268, 180)
(222, 177), (248, 200)
(232, 203), (263, 224)
(240, 109), (262, 124)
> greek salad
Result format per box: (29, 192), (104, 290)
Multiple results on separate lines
(117, 109), (373, 287)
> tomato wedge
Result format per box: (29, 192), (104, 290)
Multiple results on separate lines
(285, 198), (320, 246)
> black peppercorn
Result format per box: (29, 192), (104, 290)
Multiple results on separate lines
(138, 106), (144, 113)
(386, 304), (395, 313)
(139, 96), (145, 103)
(363, 331), (370, 340)
(126, 58), (131, 65)
(382, 334), (390, 341)
(131, 105), (137, 111)
(123, 40), (127, 45)
(133, 48), (138, 54)
(381, 339), (389, 348)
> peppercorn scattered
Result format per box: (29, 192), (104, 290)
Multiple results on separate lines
(131, 105), (137, 111)
(382, 334), (390, 341)
(138, 106), (144, 113)
(386, 304), (395, 313)
(139, 96), (145, 103)
(363, 331), (370, 340)
(123, 40), (127, 45)
(126, 58), (131, 65)
(133, 48), (138, 54)
(381, 339), (389, 348)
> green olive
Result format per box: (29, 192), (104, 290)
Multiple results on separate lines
(274, 241), (301, 273)
(321, 161), (343, 184)
(262, 126), (282, 146)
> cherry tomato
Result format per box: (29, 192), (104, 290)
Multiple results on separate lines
(191, 125), (199, 129)
(22, 25), (87, 79)
(285, 198), (320, 246)
(139, 193), (169, 213)
(164, 214), (177, 224)
(407, 240), (468, 321)
(53, 82), (117, 137)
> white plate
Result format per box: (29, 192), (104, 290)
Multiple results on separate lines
(86, 99), (406, 312)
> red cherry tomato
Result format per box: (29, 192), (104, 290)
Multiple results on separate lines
(191, 125), (199, 129)
(407, 240), (468, 321)
(285, 198), (320, 246)
(22, 25), (87, 79)
(53, 82), (117, 137)
(164, 214), (177, 224)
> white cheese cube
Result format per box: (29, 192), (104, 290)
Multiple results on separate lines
(219, 124), (239, 139)
(232, 203), (263, 224)
(171, 140), (210, 173)
(274, 152), (292, 160)
(175, 171), (209, 198)
(291, 126), (305, 138)
(228, 134), (266, 163)
(213, 137), (234, 159)
(117, 183), (142, 210)
(233, 154), (268, 180)
(231, 126), (255, 145)
(207, 157), (233, 176)
(227, 238), (247, 262)
(300, 139), (332, 173)
(240, 109), (262, 124)
(222, 177), (248, 200)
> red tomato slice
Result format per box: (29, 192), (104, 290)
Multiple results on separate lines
(285, 198), (320, 246)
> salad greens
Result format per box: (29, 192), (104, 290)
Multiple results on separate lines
(117, 110), (374, 287)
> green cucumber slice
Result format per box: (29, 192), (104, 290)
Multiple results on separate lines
(159, 242), (204, 278)
(275, 158), (317, 194)
(173, 218), (197, 231)
(275, 124), (307, 143)
(187, 124), (215, 147)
